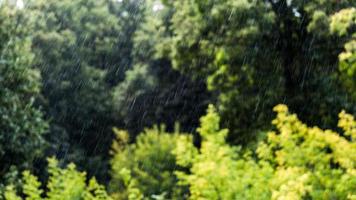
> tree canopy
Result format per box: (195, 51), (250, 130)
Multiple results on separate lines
(165, 0), (356, 143)
(0, 0), (355, 199)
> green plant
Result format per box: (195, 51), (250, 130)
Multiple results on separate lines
(110, 127), (187, 199)
(173, 104), (356, 199)
(3, 158), (111, 200)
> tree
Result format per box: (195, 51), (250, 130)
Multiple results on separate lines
(26, 0), (121, 181)
(113, 0), (212, 137)
(105, 0), (146, 86)
(0, 3), (47, 178)
(173, 104), (356, 199)
(166, 0), (355, 144)
(25, 0), (211, 182)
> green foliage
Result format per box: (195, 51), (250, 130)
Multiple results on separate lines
(116, 168), (144, 200)
(110, 127), (187, 199)
(112, 0), (211, 136)
(0, 3), (47, 177)
(330, 8), (356, 37)
(23, 0), (211, 182)
(1, 1), (355, 198)
(166, 0), (356, 144)
(3, 158), (111, 200)
(173, 104), (356, 199)
(25, 0), (121, 181)
(105, 0), (146, 86)
(330, 8), (356, 98)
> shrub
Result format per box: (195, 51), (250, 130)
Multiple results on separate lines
(3, 158), (111, 200)
(173, 104), (356, 199)
(110, 127), (187, 200)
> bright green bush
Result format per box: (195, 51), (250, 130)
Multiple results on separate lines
(173, 105), (356, 200)
(110, 127), (187, 200)
(2, 158), (111, 200)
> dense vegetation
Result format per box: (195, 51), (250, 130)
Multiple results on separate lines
(0, 0), (355, 199)
(2, 105), (355, 199)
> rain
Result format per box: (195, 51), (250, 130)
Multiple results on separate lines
(0, 0), (355, 199)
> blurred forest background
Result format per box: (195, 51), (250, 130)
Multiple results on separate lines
(0, 0), (355, 199)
